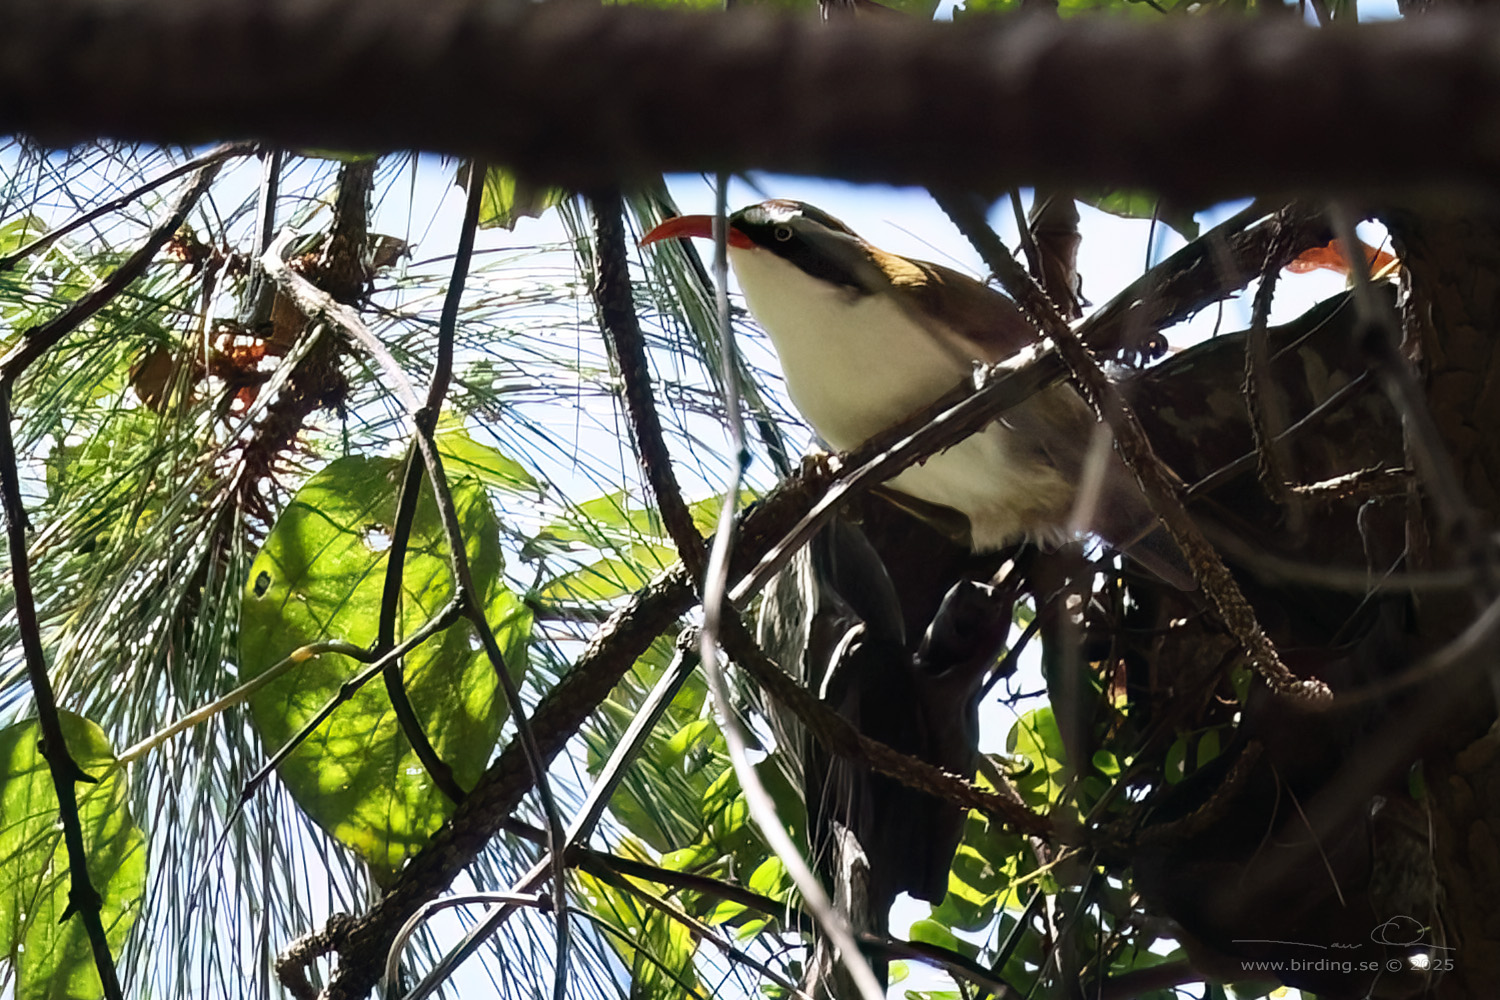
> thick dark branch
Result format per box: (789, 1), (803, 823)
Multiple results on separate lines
(7, 0), (1500, 199)
(591, 189), (708, 579)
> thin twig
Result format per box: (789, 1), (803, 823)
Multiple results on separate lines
(863, 932), (1024, 998)
(261, 228), (573, 993)
(935, 190), (1327, 702)
(0, 160), (220, 1000)
(390, 638), (701, 1000)
(115, 639), (366, 765)
(0, 140), (257, 273)
(377, 447), (466, 804)
(374, 167), (488, 807)
(591, 188), (707, 578)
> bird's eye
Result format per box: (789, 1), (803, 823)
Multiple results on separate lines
(773, 225), (793, 242)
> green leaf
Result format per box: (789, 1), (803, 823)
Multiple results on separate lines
(435, 423), (541, 494)
(0, 713), (146, 1000)
(461, 164), (565, 231)
(908, 918), (962, 952)
(748, 856), (789, 898)
(1164, 734), (1188, 784)
(1077, 190), (1201, 241)
(535, 491), (666, 548)
(1006, 707), (1067, 807)
(577, 868), (701, 998)
(1196, 728), (1222, 769)
(660, 842), (715, 872)
(240, 455), (530, 877)
(705, 898), (748, 926)
(737, 916), (770, 941)
(539, 548), (675, 603)
(0, 215), (46, 255)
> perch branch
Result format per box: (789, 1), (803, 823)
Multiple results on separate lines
(935, 191), (1328, 701)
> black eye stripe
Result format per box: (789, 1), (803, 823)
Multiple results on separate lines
(731, 205), (871, 294)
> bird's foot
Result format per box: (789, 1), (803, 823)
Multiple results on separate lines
(799, 450), (844, 481)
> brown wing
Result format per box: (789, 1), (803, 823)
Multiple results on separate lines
(872, 247), (1040, 362)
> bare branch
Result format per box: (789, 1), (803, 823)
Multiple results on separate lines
(6, 1), (1500, 199)
(936, 193), (1328, 701)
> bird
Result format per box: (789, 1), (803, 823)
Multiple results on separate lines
(756, 513), (1009, 996)
(641, 199), (1186, 584)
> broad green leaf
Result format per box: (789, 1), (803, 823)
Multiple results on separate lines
(535, 491), (667, 548)
(463, 164), (564, 231)
(705, 898), (748, 926)
(1196, 728), (1222, 768)
(0, 713), (146, 1000)
(661, 842), (716, 872)
(1091, 749), (1121, 777)
(240, 455), (530, 877)
(1006, 707), (1067, 807)
(539, 547), (675, 603)
(736, 916), (769, 941)
(577, 868), (701, 999)
(435, 423), (541, 494)
(0, 216), (46, 259)
(1164, 734), (1188, 784)
(533, 490), (729, 553)
(748, 856), (788, 898)
(1077, 190), (1201, 241)
(908, 918), (963, 953)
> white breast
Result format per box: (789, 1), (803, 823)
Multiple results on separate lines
(730, 246), (968, 451)
(730, 245), (1081, 549)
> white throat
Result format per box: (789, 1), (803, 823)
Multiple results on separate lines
(729, 246), (970, 452)
(729, 243), (1082, 552)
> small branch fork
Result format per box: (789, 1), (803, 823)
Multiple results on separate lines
(934, 190), (1329, 701)
(0, 160), (220, 1000)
